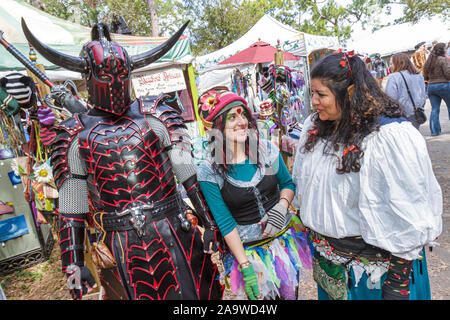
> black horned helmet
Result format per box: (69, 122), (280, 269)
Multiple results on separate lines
(21, 18), (189, 115)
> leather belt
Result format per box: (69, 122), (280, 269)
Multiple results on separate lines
(97, 194), (182, 236)
(309, 230), (390, 260)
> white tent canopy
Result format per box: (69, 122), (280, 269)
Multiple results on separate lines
(195, 15), (300, 73)
(195, 14), (339, 95)
(282, 32), (340, 57)
(196, 14), (340, 73)
(348, 19), (450, 56)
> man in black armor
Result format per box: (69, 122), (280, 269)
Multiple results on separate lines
(22, 19), (224, 300)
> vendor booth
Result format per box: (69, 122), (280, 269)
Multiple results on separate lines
(196, 14), (339, 121)
(194, 15), (339, 169)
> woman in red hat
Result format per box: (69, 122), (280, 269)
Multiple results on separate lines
(196, 87), (312, 300)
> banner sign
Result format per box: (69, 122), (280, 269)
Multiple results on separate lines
(132, 67), (187, 97)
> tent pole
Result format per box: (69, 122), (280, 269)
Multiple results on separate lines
(187, 64), (205, 137)
(274, 48), (288, 166)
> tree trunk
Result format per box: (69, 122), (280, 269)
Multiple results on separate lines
(146, 0), (160, 37)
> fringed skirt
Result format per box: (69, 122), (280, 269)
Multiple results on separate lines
(221, 214), (313, 300)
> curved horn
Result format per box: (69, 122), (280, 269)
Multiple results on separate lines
(21, 18), (88, 73)
(130, 21), (189, 71)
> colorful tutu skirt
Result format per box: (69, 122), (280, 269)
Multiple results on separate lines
(221, 215), (313, 300)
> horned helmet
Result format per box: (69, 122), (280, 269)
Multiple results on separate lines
(21, 19), (188, 115)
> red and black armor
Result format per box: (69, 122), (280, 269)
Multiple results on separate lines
(23, 20), (224, 300)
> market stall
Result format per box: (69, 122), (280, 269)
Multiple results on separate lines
(196, 14), (339, 124)
(194, 15), (339, 169)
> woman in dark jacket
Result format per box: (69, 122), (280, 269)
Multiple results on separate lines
(423, 43), (450, 136)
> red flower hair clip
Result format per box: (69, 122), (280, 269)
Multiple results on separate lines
(333, 49), (355, 78)
(308, 127), (318, 136)
(342, 144), (359, 157)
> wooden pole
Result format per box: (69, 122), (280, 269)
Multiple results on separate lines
(274, 43), (288, 165)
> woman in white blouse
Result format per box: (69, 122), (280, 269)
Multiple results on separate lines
(292, 52), (442, 300)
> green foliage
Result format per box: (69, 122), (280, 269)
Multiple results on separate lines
(40, 0), (105, 27)
(289, 0), (383, 43)
(35, 0), (449, 53)
(377, 0), (449, 23)
(39, 0), (178, 36)
(182, 0), (293, 55)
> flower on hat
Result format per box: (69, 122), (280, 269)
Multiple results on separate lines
(200, 90), (220, 117)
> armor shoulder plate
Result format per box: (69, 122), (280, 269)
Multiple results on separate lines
(53, 113), (84, 134)
(50, 114), (84, 188)
(140, 94), (187, 137)
(40, 113), (83, 147)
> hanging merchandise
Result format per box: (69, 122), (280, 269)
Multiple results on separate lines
(0, 201), (14, 215)
(0, 70), (59, 226)
(231, 69), (250, 99)
(37, 105), (56, 126)
(7, 171), (22, 186)
(0, 215), (29, 242)
(258, 73), (273, 94)
(0, 85), (20, 117)
(268, 65), (293, 92)
(0, 111), (23, 157)
(259, 99), (274, 117)
(28, 122), (57, 224)
(0, 144), (15, 160)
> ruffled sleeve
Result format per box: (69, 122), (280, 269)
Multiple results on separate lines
(292, 115), (314, 209)
(358, 122), (442, 260)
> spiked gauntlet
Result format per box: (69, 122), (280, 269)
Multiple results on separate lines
(58, 213), (95, 299)
(183, 175), (224, 253)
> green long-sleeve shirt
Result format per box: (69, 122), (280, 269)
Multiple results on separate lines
(198, 153), (295, 236)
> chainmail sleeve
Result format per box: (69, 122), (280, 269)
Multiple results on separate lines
(58, 138), (90, 214)
(147, 116), (197, 184)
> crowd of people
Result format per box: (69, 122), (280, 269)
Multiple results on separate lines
(383, 41), (450, 135)
(2, 18), (446, 301)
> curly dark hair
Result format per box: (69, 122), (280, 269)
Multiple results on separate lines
(303, 53), (403, 174)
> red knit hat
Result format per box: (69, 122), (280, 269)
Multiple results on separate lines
(198, 87), (250, 130)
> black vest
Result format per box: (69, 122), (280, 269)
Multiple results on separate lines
(220, 165), (280, 225)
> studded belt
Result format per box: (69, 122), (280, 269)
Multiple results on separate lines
(98, 194), (182, 237)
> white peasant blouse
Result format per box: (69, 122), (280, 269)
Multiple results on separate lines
(292, 115), (442, 260)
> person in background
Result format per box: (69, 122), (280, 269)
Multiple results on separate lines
(411, 41), (429, 75)
(385, 53), (426, 129)
(423, 42), (450, 136)
(373, 54), (386, 87)
(430, 40), (438, 52)
(196, 88), (312, 300)
(292, 52), (442, 300)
